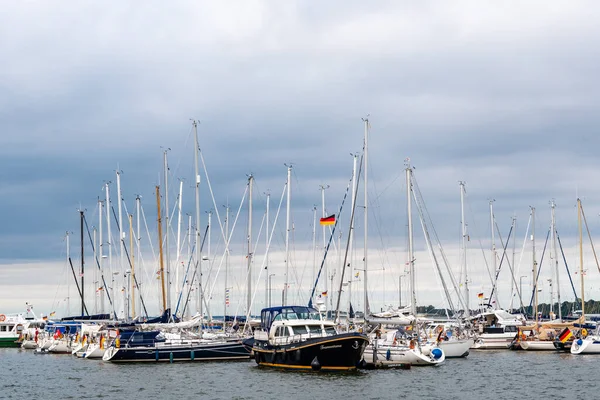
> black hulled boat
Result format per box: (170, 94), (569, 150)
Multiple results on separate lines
(247, 306), (368, 371)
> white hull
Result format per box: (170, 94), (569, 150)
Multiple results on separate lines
(571, 337), (600, 354)
(471, 333), (514, 349)
(438, 339), (474, 357)
(83, 344), (106, 359)
(363, 343), (445, 367)
(520, 340), (556, 351)
(48, 339), (71, 353)
(21, 340), (37, 349)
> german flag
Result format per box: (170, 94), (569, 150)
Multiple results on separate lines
(558, 327), (573, 343)
(320, 214), (335, 226)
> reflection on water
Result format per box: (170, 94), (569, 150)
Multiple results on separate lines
(1, 348), (598, 399)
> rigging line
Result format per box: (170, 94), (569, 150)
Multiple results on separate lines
(241, 182), (287, 334)
(464, 190), (494, 287)
(487, 225), (513, 310)
(199, 148), (229, 254)
(108, 207), (149, 318)
(411, 172), (464, 311)
(556, 230), (579, 301)
(334, 154), (364, 322)
(206, 184), (249, 307)
(412, 187), (455, 312)
(181, 225), (209, 317)
(308, 173), (352, 309)
(528, 229), (550, 309)
(82, 215), (117, 319)
(511, 212), (532, 312)
(52, 236), (69, 313)
(493, 219), (521, 310)
(580, 203), (600, 274)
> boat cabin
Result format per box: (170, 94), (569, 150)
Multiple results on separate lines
(256, 306), (339, 346)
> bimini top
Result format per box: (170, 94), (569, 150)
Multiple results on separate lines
(260, 306), (320, 331)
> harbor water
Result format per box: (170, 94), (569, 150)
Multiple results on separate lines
(0, 348), (596, 399)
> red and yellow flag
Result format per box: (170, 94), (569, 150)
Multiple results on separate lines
(320, 214), (335, 226)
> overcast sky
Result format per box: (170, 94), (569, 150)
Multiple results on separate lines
(2, 1), (600, 317)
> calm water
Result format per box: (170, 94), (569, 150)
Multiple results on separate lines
(0, 348), (597, 399)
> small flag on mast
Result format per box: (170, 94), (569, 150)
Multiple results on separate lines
(477, 293), (484, 299)
(320, 214), (335, 226)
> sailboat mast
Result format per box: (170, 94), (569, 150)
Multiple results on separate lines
(265, 193), (270, 308)
(532, 206), (538, 327)
(283, 165), (292, 306)
(551, 200), (562, 320)
(193, 121), (202, 319)
(163, 150), (171, 316)
(98, 197), (104, 314)
(406, 164), (416, 316)
(66, 231), (71, 316)
(116, 170), (126, 319)
(490, 200), (499, 309)
(247, 174), (254, 316)
(93, 226), (97, 314)
(176, 180), (183, 306)
(578, 198), (585, 320)
(157, 185), (167, 312)
(363, 118), (369, 318)
(129, 214), (135, 318)
(136, 196), (141, 318)
(349, 154), (358, 314)
(80, 210), (85, 317)
(224, 205), (229, 319)
(460, 182), (469, 317)
(105, 183), (113, 317)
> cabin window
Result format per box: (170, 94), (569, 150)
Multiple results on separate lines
(275, 327), (289, 337)
(308, 325), (322, 335)
(505, 326), (517, 333)
(0, 326), (7, 332)
(324, 326), (336, 335)
(292, 326), (308, 335)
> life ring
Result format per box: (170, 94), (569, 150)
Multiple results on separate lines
(409, 340), (416, 350)
(581, 328), (588, 337)
(0, 314), (5, 322)
(520, 333), (527, 341)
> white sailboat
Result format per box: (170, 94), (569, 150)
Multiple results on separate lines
(361, 123), (443, 367)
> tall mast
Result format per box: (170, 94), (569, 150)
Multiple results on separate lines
(187, 213), (192, 319)
(98, 197), (104, 314)
(551, 200), (562, 320)
(80, 210), (85, 317)
(224, 204), (230, 318)
(283, 165), (292, 306)
(105, 183), (113, 317)
(163, 150), (171, 316)
(157, 185), (167, 312)
(459, 182), (469, 317)
(176, 180), (183, 307)
(66, 231), (71, 316)
(490, 200), (499, 309)
(363, 118), (369, 317)
(247, 174), (254, 316)
(265, 193), (270, 308)
(511, 215), (516, 312)
(578, 198), (585, 320)
(193, 121), (202, 319)
(406, 163), (416, 316)
(129, 214), (135, 318)
(93, 226), (97, 314)
(532, 206), (538, 327)
(136, 196), (141, 318)
(116, 170), (126, 319)
(348, 153), (358, 314)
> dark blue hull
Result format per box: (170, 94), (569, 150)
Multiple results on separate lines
(105, 340), (251, 362)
